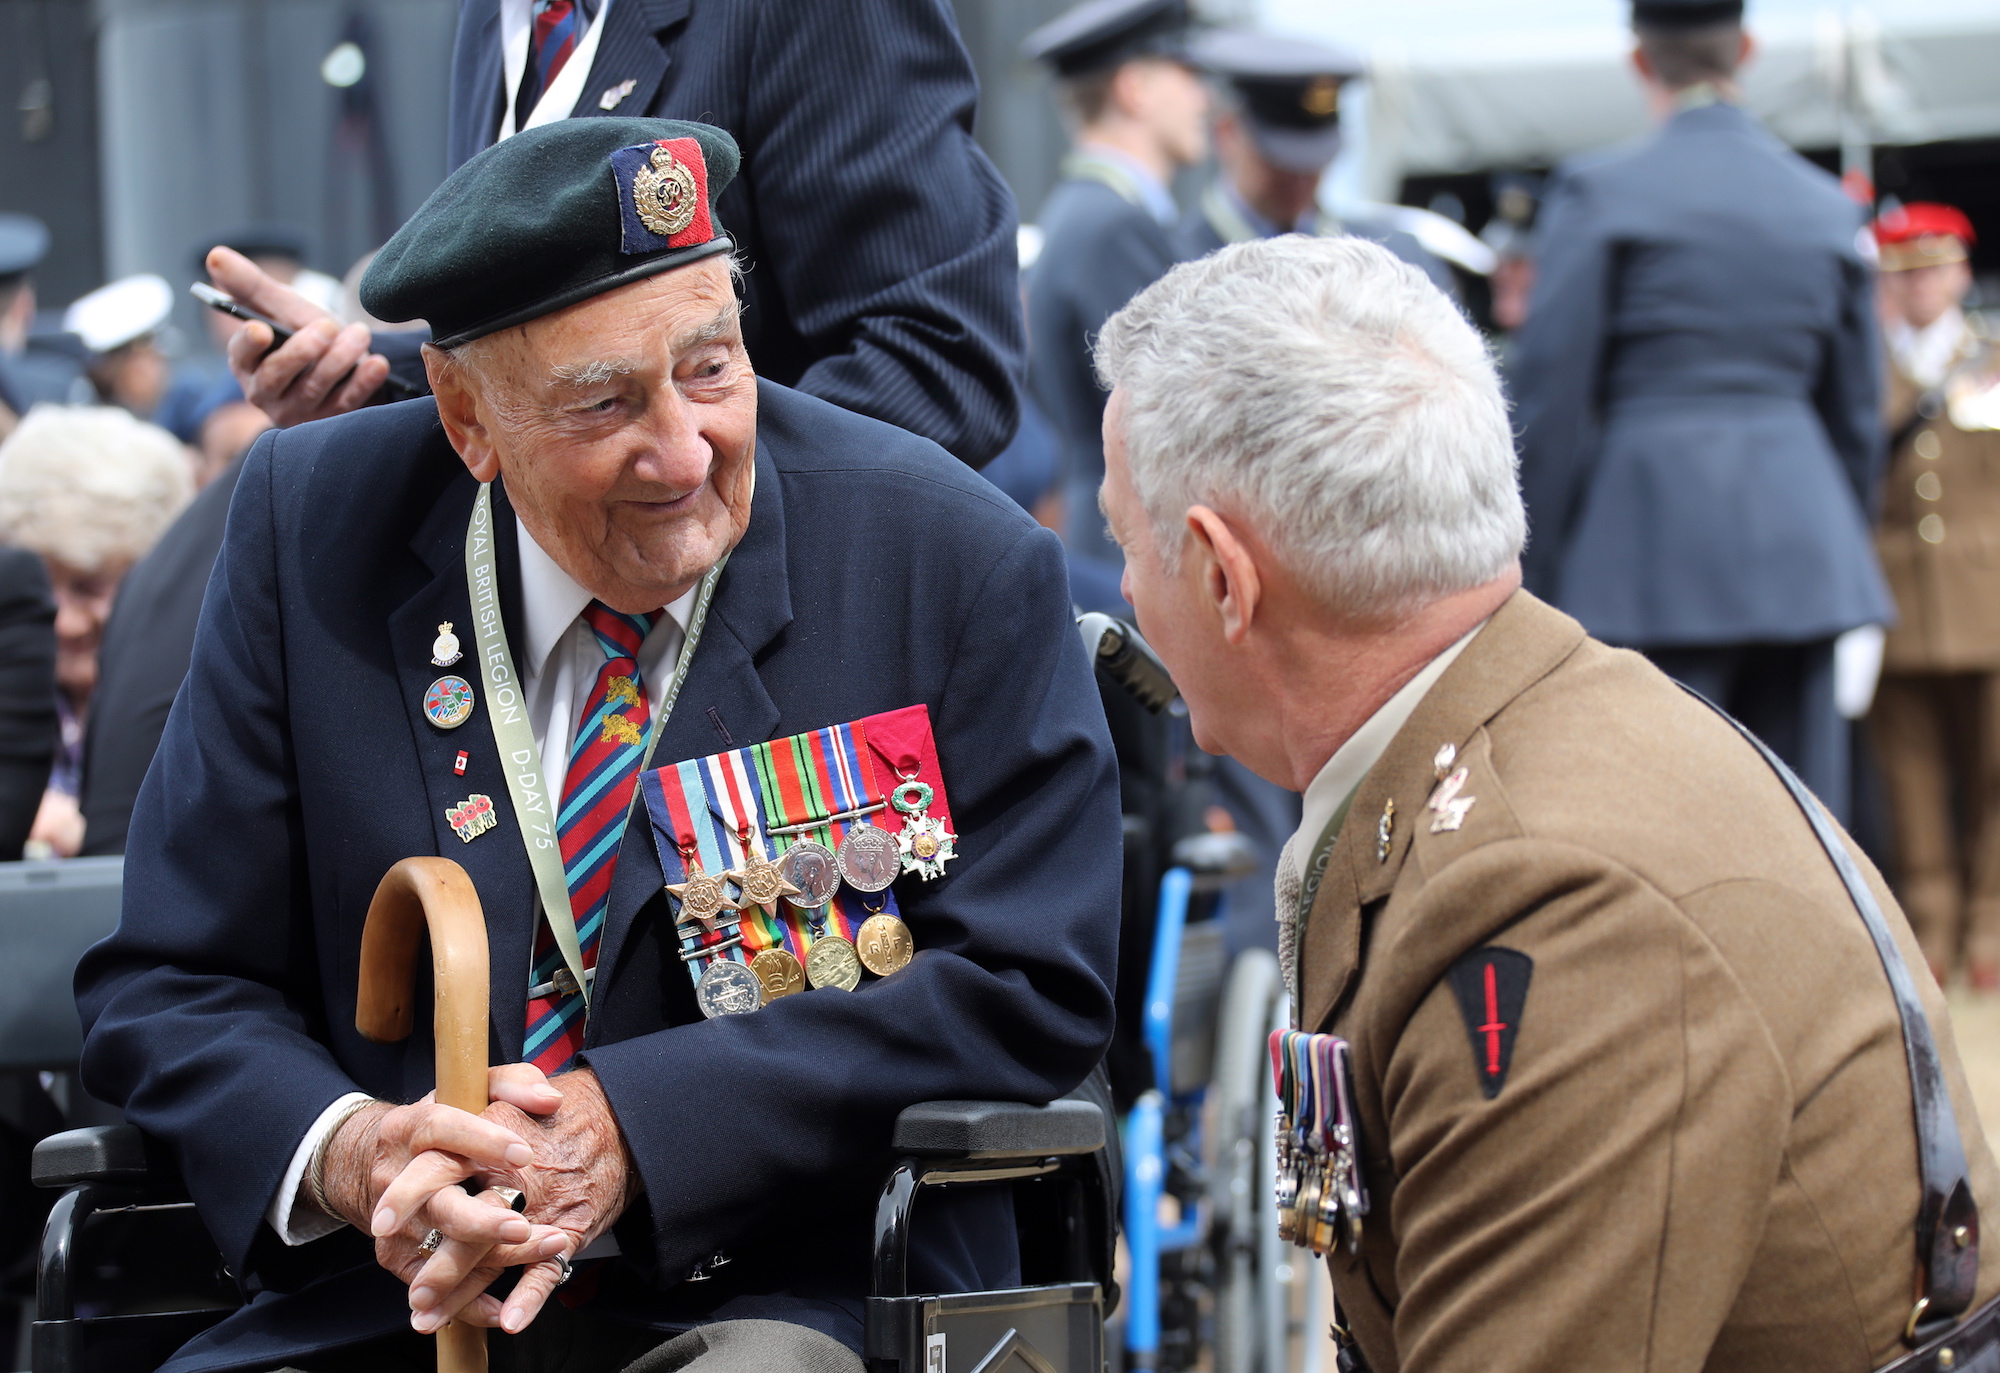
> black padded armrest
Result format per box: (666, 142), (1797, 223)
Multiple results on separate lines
(32, 1123), (156, 1188)
(892, 1099), (1106, 1159)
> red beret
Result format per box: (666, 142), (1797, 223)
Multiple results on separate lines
(1874, 202), (1975, 271)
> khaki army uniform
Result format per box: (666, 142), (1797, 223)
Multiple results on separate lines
(1299, 591), (2000, 1372)
(1871, 323), (2000, 976)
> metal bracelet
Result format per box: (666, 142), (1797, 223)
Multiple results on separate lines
(766, 801), (885, 835)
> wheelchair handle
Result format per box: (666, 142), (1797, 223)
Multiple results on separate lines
(356, 856), (491, 1373)
(1077, 612), (1178, 714)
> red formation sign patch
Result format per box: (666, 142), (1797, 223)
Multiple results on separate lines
(1446, 946), (1532, 1099)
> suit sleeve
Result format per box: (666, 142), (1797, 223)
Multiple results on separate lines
(74, 432), (365, 1272)
(737, 0), (1025, 467)
(0, 547), (55, 859)
(583, 521), (1120, 1280)
(1372, 842), (1792, 1372)
(1509, 169), (1613, 598)
(1815, 241), (1886, 516)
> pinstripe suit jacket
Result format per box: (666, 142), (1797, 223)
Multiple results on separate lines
(447, 0), (1025, 467)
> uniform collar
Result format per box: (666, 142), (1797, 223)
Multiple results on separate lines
(1289, 621), (1484, 879)
(1887, 307), (1971, 391)
(1298, 591), (1587, 1032)
(1073, 143), (1179, 226)
(512, 514), (695, 682)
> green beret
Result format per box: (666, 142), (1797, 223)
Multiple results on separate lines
(361, 118), (740, 349)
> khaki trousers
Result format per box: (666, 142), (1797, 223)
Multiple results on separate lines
(272, 1315), (864, 1373)
(1871, 671), (2000, 975)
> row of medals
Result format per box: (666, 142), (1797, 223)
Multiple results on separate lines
(1273, 1108), (1364, 1256)
(682, 818), (924, 1019)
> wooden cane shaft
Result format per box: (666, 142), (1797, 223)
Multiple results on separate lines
(355, 857), (492, 1373)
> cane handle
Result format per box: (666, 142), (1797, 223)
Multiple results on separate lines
(356, 856), (491, 1373)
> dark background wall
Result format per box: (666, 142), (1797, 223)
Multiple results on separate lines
(0, 0), (102, 308)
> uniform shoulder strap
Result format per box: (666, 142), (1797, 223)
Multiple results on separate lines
(1686, 687), (1979, 1344)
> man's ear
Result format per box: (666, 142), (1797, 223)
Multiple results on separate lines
(1186, 505), (1262, 645)
(424, 343), (500, 483)
(1629, 45), (1655, 85)
(1737, 29), (1756, 69)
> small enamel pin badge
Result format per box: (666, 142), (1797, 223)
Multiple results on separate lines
(446, 794), (496, 844)
(599, 78), (637, 111)
(1376, 798), (1395, 862)
(1428, 766), (1476, 833)
(424, 675), (475, 730)
(431, 622), (462, 667)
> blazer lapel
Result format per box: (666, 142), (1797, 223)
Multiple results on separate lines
(386, 470), (540, 1065)
(591, 445), (791, 1009)
(574, 0), (686, 122)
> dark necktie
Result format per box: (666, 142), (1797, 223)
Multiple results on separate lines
(513, 0), (595, 130)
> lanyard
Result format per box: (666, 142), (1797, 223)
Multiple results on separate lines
(462, 482), (723, 1007)
(1290, 784), (1358, 1018)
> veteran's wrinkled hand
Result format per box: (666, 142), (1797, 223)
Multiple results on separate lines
(208, 246), (391, 427)
(320, 1065), (571, 1332)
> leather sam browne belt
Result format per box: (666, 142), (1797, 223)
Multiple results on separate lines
(1693, 689), (1997, 1366)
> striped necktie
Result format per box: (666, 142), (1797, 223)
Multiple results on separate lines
(514, 0), (594, 129)
(524, 600), (656, 1076)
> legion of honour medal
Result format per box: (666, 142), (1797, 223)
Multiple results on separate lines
(890, 779), (956, 880)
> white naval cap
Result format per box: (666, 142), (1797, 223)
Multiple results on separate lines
(63, 273), (173, 354)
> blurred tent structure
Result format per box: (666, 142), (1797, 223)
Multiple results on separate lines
(1259, 0), (2000, 196)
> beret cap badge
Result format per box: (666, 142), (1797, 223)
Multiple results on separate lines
(633, 143), (699, 239)
(612, 136), (713, 256)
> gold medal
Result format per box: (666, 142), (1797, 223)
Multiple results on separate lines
(804, 935), (862, 991)
(750, 947), (805, 1003)
(855, 912), (914, 976)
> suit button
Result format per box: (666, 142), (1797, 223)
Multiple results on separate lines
(1916, 430), (1943, 460)
(1920, 514), (1947, 543)
(1917, 471), (1943, 501)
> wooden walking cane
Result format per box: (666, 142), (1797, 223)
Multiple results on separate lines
(357, 857), (492, 1373)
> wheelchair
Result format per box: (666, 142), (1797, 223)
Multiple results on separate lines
(31, 1094), (1115, 1373)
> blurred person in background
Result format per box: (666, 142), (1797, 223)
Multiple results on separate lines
(204, 0), (1025, 472)
(63, 274), (176, 421)
(1512, 0), (1887, 821)
(0, 214), (85, 433)
(1481, 173), (1543, 339)
(0, 407), (190, 857)
(1867, 203), (2000, 987)
(1174, 29), (1456, 296)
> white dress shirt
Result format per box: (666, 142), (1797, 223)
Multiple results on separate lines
(1274, 622), (1485, 996)
(495, 0), (613, 142)
(266, 515), (694, 1244)
(1887, 306), (1968, 391)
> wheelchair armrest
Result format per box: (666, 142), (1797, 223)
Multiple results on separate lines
(891, 1099), (1105, 1160)
(32, 1123), (161, 1189)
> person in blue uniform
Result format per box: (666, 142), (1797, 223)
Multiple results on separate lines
(0, 215), (84, 425)
(73, 118), (1118, 1373)
(1510, 0), (1887, 819)
(211, 0), (1024, 473)
(1172, 29), (1456, 297)
(1024, 0), (1208, 568)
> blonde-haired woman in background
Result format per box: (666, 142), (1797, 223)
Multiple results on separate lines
(0, 405), (189, 856)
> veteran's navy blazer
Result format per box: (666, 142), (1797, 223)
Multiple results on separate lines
(1510, 101), (1892, 648)
(74, 382), (1120, 1371)
(446, 0), (1025, 468)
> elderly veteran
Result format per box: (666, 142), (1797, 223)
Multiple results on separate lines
(1095, 234), (2000, 1371)
(75, 117), (1118, 1373)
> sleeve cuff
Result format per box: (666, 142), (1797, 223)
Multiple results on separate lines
(265, 1091), (373, 1246)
